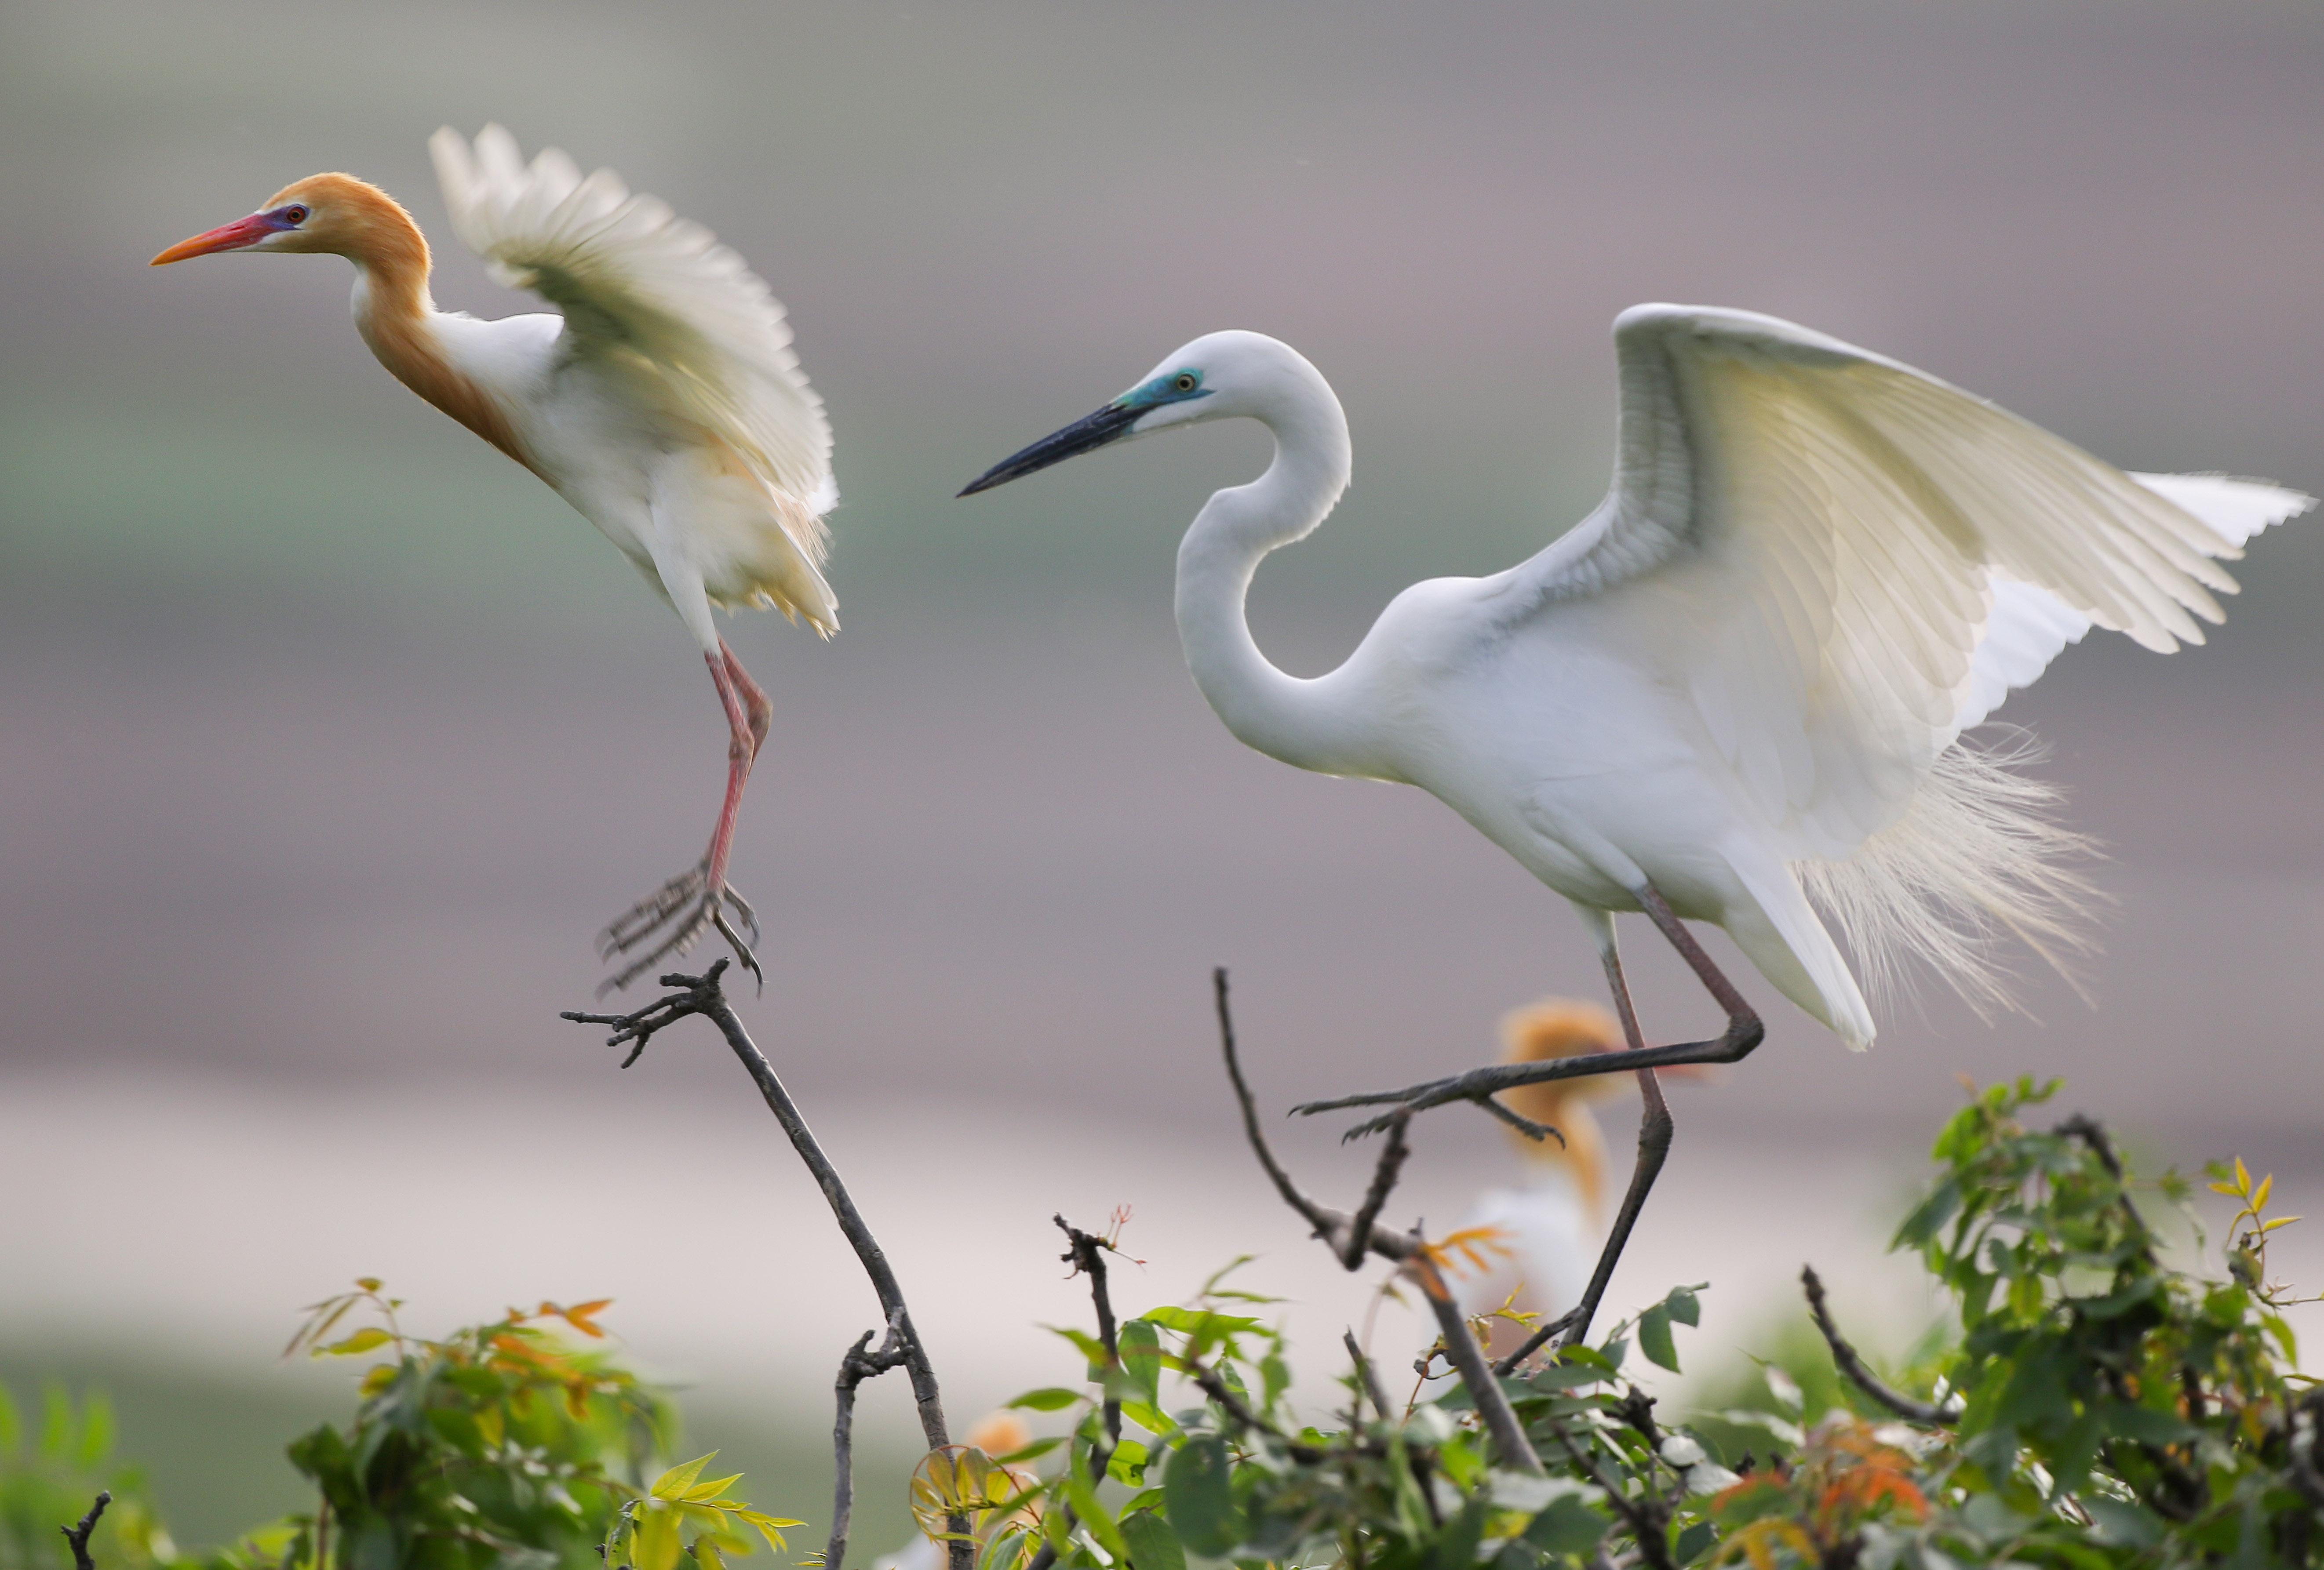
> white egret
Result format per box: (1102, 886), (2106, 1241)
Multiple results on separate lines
(960, 306), (2312, 1341)
(152, 125), (836, 989)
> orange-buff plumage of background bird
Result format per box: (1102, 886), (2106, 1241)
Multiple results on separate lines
(1448, 999), (1707, 1358)
(151, 125), (834, 989)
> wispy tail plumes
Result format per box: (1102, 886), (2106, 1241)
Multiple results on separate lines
(1799, 731), (2103, 1021)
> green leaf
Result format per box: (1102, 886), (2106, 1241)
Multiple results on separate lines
(1523, 1494), (1610, 1557)
(1143, 1305), (1262, 1338)
(324, 1327), (395, 1357)
(1119, 1400), (1179, 1439)
(2083, 1497), (2162, 1550)
(1047, 1326), (1112, 1375)
(1674, 1520), (1717, 1566)
(1637, 1305), (1679, 1373)
(652, 1454), (717, 1500)
(1107, 1438), (1151, 1485)
(1008, 1388), (1084, 1412)
(1061, 1469), (1128, 1560)
(75, 1392), (113, 1470)
(996, 1436), (1067, 1465)
(1162, 1434), (1240, 1556)
(685, 1473), (745, 1502)
(1119, 1508), (1186, 1570)
(635, 1506), (684, 1570)
(1120, 1320), (1164, 1406)
(1893, 1177), (1963, 1250)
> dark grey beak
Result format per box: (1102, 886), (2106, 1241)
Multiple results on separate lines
(958, 401), (1144, 497)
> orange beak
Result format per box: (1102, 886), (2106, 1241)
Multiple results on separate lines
(150, 212), (282, 265)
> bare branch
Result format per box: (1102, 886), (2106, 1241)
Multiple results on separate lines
(827, 1312), (914, 1570)
(1491, 1307), (1580, 1377)
(1212, 968), (1541, 1473)
(61, 1492), (110, 1570)
(1548, 1421), (1671, 1570)
(1344, 1329), (1394, 1423)
(1342, 1111), (1412, 1270)
(1800, 1266), (1956, 1427)
(566, 963), (963, 1569)
(1054, 1214), (1122, 1479)
(1411, 1249), (1544, 1474)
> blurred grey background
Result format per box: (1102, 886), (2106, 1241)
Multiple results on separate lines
(4, 0), (2322, 1550)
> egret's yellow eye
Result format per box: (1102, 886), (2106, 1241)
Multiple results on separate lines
(1173, 372), (1198, 393)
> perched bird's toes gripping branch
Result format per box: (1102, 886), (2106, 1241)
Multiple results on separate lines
(594, 866), (765, 997)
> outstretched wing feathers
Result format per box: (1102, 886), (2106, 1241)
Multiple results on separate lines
(1493, 305), (2311, 855)
(429, 125), (834, 561)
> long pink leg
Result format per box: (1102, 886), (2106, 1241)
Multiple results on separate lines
(699, 651), (753, 900)
(597, 641), (775, 991)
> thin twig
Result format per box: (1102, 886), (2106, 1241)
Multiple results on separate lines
(1800, 1266), (1956, 1426)
(61, 1492), (110, 1570)
(565, 963), (964, 1569)
(1054, 1214), (1122, 1480)
(1493, 1307), (1581, 1377)
(1548, 1420), (1672, 1570)
(1212, 968), (1542, 1474)
(1344, 1329), (1394, 1423)
(2055, 1114), (2124, 1180)
(827, 1311), (913, 1570)
(1342, 1112), (1412, 1270)
(1411, 1247), (1544, 1474)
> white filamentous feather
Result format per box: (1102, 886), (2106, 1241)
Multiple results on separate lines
(1801, 469), (2309, 1028)
(1797, 732), (2101, 1026)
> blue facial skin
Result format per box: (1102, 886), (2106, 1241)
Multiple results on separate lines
(1118, 369), (1211, 414)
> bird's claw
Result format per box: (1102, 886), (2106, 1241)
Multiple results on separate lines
(596, 865), (763, 995)
(1293, 1078), (1555, 1145)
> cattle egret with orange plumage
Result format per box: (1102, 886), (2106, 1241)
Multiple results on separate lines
(152, 125), (833, 989)
(960, 309), (2314, 1346)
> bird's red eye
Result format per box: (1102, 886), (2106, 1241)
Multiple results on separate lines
(283, 205), (310, 224)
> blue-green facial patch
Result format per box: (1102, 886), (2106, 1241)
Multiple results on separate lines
(1118, 368), (1211, 411)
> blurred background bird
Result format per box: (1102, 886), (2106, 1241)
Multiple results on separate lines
(1446, 999), (1712, 1359)
(149, 124), (835, 990)
(961, 309), (2314, 1340)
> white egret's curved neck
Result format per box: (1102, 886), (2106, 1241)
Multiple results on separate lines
(1173, 359), (1367, 776)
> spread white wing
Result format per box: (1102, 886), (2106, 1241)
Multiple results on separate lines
(429, 124), (834, 567)
(1484, 304), (2311, 856)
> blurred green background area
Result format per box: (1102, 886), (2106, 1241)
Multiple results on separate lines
(4, 0), (2323, 1556)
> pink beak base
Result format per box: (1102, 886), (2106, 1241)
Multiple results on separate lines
(150, 213), (279, 265)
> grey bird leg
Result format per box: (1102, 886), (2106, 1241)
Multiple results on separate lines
(1296, 884), (1762, 1132)
(1557, 920), (1673, 1351)
(1296, 886), (1762, 1354)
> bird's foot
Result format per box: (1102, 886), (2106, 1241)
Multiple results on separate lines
(1291, 1069), (1556, 1144)
(597, 865), (762, 996)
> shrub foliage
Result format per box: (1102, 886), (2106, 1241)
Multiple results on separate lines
(6, 1079), (2319, 1570)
